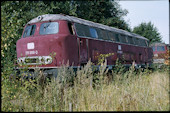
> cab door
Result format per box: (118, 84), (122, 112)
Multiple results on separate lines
(144, 48), (148, 63)
(78, 38), (89, 65)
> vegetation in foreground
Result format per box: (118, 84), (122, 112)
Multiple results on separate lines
(1, 60), (169, 111)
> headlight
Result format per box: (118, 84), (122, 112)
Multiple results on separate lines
(40, 57), (45, 63)
(154, 54), (158, 57)
(17, 58), (25, 64)
(17, 59), (20, 63)
(45, 57), (52, 64)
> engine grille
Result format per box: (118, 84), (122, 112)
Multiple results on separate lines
(25, 58), (39, 63)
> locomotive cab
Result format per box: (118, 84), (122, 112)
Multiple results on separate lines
(16, 15), (78, 77)
(150, 42), (168, 64)
(17, 19), (75, 66)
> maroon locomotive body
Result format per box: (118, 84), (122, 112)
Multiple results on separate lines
(150, 42), (169, 64)
(16, 14), (153, 77)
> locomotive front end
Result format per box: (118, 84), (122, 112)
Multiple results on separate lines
(17, 35), (56, 67)
(16, 14), (72, 77)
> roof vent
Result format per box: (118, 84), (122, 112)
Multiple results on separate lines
(37, 16), (43, 21)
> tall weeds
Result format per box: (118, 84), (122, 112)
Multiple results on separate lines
(1, 60), (169, 111)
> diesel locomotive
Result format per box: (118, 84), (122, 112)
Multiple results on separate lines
(16, 14), (153, 77)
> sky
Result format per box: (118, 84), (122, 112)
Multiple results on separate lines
(118, 0), (169, 44)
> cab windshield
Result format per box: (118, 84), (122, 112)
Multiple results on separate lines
(39, 22), (59, 35)
(23, 25), (36, 38)
(157, 46), (165, 51)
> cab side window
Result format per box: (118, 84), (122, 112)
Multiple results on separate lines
(75, 23), (91, 37)
(89, 27), (98, 38)
(68, 22), (75, 35)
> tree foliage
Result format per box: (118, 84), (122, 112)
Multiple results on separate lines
(133, 22), (162, 44)
(1, 1), (50, 74)
(1, 0), (130, 73)
(74, 0), (131, 31)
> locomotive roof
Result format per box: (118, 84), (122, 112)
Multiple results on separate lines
(150, 42), (167, 47)
(27, 14), (148, 40)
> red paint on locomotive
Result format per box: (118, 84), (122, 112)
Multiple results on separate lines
(16, 14), (153, 72)
(150, 42), (169, 64)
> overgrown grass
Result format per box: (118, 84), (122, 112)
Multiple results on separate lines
(1, 60), (169, 111)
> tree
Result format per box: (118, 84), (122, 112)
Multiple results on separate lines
(70, 0), (131, 31)
(133, 22), (162, 44)
(43, 0), (131, 31)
